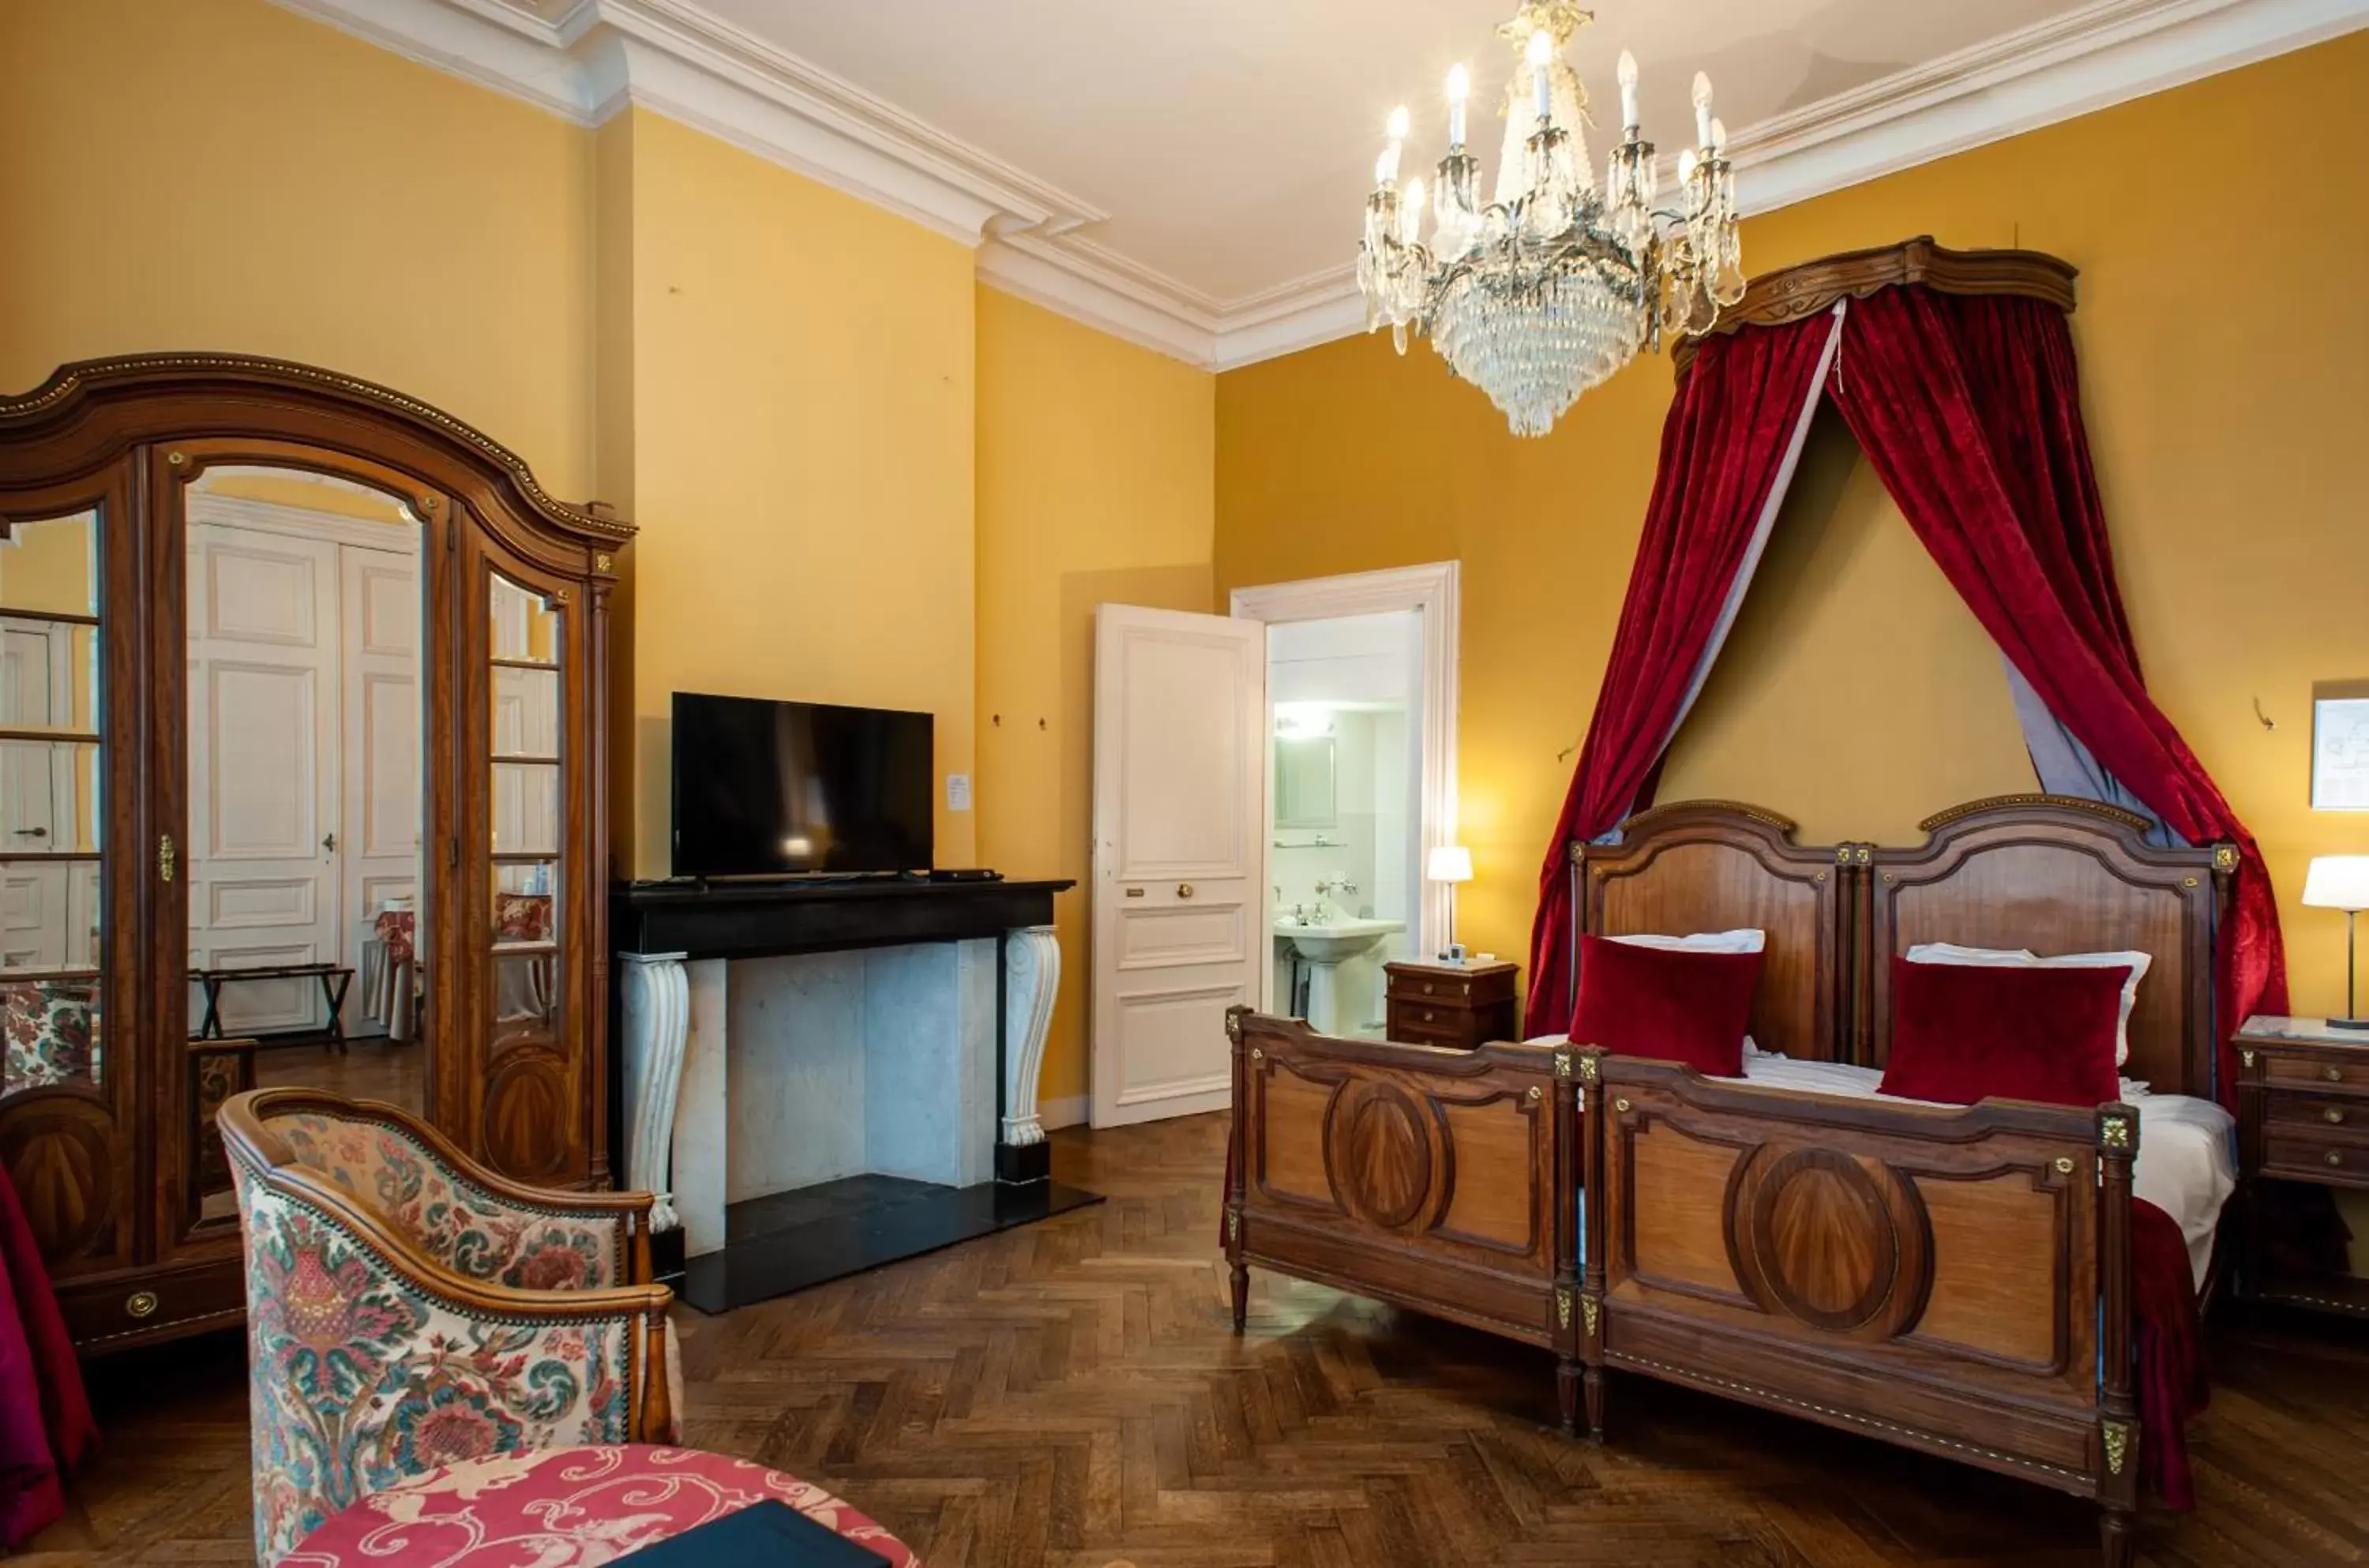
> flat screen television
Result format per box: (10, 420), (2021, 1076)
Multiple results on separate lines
(671, 692), (933, 877)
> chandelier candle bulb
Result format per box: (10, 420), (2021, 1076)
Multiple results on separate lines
(1530, 30), (1554, 122)
(1447, 63), (1470, 146)
(1617, 49), (1639, 131)
(1710, 116), (1728, 155)
(1692, 71), (1715, 148)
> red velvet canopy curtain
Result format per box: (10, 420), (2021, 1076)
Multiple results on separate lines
(1523, 315), (1840, 1039)
(1827, 285), (2288, 1097)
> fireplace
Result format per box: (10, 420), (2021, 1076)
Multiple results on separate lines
(611, 876), (1096, 1311)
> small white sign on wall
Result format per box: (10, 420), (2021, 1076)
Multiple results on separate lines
(2313, 681), (2369, 812)
(945, 772), (972, 812)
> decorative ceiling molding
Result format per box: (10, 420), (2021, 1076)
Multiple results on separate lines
(273, 0), (2367, 373)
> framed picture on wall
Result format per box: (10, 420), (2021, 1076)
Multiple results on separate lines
(2313, 680), (2369, 811)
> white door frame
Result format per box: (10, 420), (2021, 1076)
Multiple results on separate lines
(1230, 561), (1460, 1005)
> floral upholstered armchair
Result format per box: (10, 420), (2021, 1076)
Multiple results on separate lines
(220, 1087), (680, 1566)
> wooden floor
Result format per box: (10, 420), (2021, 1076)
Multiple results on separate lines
(22, 1111), (2369, 1565)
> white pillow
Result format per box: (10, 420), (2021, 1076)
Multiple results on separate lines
(1610, 928), (1766, 954)
(1905, 942), (2152, 1065)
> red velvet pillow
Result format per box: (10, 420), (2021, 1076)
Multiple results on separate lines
(1571, 935), (1762, 1076)
(1878, 956), (2123, 1108)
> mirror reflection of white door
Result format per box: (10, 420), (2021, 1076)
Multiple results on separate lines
(340, 545), (421, 1022)
(1090, 605), (1264, 1128)
(186, 524), (341, 1034)
(0, 621), (77, 970)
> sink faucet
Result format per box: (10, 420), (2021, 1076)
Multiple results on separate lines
(1315, 877), (1358, 898)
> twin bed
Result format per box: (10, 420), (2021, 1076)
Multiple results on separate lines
(1222, 796), (2235, 1566)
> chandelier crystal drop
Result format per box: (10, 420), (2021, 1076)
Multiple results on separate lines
(1356, 2), (1745, 437)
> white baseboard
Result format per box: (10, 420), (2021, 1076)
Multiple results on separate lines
(1038, 1094), (1088, 1133)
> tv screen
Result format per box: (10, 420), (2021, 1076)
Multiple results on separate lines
(671, 693), (933, 877)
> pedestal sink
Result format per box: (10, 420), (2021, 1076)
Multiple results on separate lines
(1275, 917), (1404, 1035)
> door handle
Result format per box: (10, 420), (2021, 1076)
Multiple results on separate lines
(1177, 883), (1195, 898)
(322, 832), (338, 853)
(10, 827), (46, 838)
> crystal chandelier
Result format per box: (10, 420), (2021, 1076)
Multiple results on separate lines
(1357, 2), (1745, 437)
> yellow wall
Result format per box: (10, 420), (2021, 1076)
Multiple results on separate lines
(975, 287), (1216, 1111)
(0, 2), (986, 883)
(0, 0), (598, 497)
(612, 111), (981, 876)
(1216, 32), (2369, 1022)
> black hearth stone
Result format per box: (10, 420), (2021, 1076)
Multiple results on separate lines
(678, 1173), (1103, 1314)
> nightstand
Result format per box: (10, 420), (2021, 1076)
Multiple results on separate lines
(1384, 959), (1518, 1049)
(2235, 1014), (2369, 1316)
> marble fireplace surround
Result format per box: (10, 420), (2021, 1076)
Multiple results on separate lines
(614, 878), (1080, 1304)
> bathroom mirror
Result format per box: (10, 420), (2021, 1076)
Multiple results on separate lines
(1275, 734), (1337, 829)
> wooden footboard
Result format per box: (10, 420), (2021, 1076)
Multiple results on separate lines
(1577, 1052), (2138, 1524)
(1226, 1009), (1579, 1390)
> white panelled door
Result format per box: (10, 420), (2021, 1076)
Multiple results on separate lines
(339, 543), (421, 1019)
(1090, 605), (1264, 1128)
(186, 523), (341, 1033)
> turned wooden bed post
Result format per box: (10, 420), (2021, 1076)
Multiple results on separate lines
(1226, 1004), (1252, 1333)
(1576, 1047), (1609, 1439)
(2097, 1103), (2140, 1567)
(1551, 1042), (1582, 1434)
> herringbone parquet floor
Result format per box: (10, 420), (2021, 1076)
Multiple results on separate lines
(21, 1112), (2369, 1565)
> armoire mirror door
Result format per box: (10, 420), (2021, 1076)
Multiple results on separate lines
(0, 467), (140, 1285)
(164, 448), (449, 1240)
(460, 537), (593, 1187)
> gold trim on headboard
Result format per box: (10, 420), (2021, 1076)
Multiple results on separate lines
(1620, 799), (1800, 835)
(1915, 793), (2153, 836)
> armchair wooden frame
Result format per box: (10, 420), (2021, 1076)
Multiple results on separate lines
(219, 1086), (674, 1443)
(1226, 795), (2230, 1568)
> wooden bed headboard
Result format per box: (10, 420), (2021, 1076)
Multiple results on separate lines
(1866, 795), (2232, 1098)
(1575, 801), (1852, 1063)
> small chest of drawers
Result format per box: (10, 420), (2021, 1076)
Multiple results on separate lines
(2235, 1015), (2369, 1315)
(1384, 959), (1519, 1050)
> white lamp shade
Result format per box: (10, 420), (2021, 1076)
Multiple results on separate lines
(1427, 846), (1474, 883)
(2303, 855), (2369, 912)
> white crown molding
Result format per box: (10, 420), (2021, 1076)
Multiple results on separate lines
(1207, 0), (2369, 369)
(273, 0), (2367, 373)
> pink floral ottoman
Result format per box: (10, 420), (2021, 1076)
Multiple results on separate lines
(283, 1445), (918, 1567)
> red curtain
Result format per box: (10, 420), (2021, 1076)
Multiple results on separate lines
(1828, 286), (2288, 1098)
(0, 1163), (96, 1545)
(1522, 315), (1838, 1038)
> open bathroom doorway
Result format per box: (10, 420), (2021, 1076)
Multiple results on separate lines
(1230, 564), (1459, 1037)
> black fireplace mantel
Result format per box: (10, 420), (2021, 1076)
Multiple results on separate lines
(611, 876), (1072, 962)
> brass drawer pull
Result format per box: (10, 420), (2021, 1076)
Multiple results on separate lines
(1614, 1097), (1631, 1113)
(2052, 1157), (2075, 1175)
(1421, 982), (1435, 995)
(2327, 1105), (2348, 1126)
(126, 1290), (159, 1319)
(2326, 1065), (2345, 1083)
(1421, 1011), (1435, 1023)
(2330, 1150), (2347, 1168)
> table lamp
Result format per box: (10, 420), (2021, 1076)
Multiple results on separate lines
(1428, 845), (1474, 962)
(2303, 854), (2369, 1030)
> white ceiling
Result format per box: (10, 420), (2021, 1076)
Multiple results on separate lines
(282, 0), (2369, 365)
(697, 0), (2089, 303)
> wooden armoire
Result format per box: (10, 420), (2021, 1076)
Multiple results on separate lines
(0, 354), (629, 1350)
